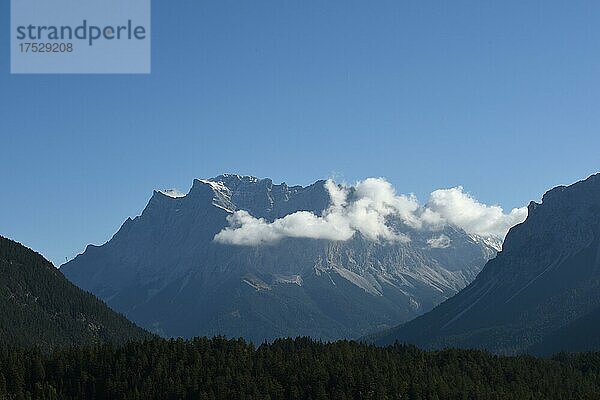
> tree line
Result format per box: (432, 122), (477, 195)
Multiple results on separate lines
(1, 336), (600, 399)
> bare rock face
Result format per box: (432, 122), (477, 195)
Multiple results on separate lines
(373, 173), (600, 355)
(62, 174), (499, 343)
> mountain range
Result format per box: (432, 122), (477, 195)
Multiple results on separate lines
(61, 174), (501, 343)
(3, 172), (600, 356)
(373, 173), (600, 355)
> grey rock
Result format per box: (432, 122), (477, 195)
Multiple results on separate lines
(62, 175), (498, 343)
(372, 173), (600, 355)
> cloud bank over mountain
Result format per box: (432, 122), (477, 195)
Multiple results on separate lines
(214, 178), (527, 246)
(424, 186), (528, 238)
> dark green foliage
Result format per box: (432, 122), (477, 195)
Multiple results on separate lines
(0, 236), (150, 352)
(1, 336), (600, 399)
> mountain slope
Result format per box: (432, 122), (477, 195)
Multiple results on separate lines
(373, 173), (600, 355)
(0, 236), (150, 351)
(528, 305), (600, 355)
(62, 174), (500, 343)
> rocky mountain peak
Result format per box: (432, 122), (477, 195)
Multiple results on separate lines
(61, 174), (503, 343)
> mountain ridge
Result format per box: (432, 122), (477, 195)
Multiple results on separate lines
(372, 173), (600, 355)
(62, 175), (504, 342)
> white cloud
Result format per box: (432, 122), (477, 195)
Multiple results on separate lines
(214, 178), (528, 246)
(214, 179), (410, 245)
(427, 234), (452, 249)
(423, 187), (528, 238)
(334, 178), (414, 242)
(214, 210), (354, 245)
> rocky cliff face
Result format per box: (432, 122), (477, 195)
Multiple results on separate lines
(373, 173), (600, 355)
(62, 174), (500, 343)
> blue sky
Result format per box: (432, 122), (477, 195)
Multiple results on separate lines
(1, 0), (599, 266)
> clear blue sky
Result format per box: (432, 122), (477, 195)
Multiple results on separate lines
(1, 1), (599, 266)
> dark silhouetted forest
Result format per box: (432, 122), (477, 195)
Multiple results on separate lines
(1, 336), (600, 400)
(0, 236), (150, 352)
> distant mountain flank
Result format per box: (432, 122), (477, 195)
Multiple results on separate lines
(373, 173), (600, 355)
(0, 236), (150, 351)
(62, 174), (507, 342)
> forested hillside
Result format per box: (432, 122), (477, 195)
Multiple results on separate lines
(1, 337), (600, 399)
(0, 236), (150, 352)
